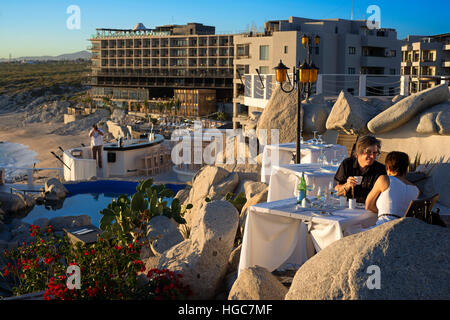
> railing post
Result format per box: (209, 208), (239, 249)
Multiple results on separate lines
(316, 74), (323, 95)
(401, 75), (410, 96)
(27, 169), (33, 186)
(358, 75), (367, 97)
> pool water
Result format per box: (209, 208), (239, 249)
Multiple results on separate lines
(21, 180), (186, 228)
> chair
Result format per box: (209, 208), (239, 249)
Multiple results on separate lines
(404, 194), (446, 227)
(336, 133), (359, 157)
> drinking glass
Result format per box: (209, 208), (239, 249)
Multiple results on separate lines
(312, 131), (318, 144)
(317, 135), (324, 145)
(331, 150), (339, 166)
(318, 148), (327, 166)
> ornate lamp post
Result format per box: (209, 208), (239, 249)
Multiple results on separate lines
(274, 34), (319, 164)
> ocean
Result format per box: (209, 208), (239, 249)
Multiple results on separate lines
(0, 141), (39, 181)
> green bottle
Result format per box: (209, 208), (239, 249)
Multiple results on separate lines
(297, 172), (307, 204)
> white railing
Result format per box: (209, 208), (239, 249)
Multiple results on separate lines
(1, 167), (63, 186)
(240, 73), (450, 109)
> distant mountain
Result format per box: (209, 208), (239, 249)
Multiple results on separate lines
(0, 50), (92, 62)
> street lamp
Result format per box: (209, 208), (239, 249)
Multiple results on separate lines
(273, 55), (319, 164)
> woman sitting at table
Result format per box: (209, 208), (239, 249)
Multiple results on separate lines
(365, 151), (419, 227)
(334, 135), (387, 203)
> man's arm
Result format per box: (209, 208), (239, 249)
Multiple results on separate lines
(334, 161), (356, 197)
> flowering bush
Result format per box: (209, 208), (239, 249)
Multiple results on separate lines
(1, 225), (192, 300)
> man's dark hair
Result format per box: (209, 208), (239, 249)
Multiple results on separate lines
(353, 135), (381, 157)
(385, 151), (410, 176)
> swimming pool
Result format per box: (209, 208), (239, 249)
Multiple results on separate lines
(21, 180), (186, 227)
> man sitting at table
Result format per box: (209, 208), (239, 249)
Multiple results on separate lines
(334, 135), (387, 203)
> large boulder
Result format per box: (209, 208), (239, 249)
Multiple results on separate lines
(285, 218), (450, 300)
(228, 266), (288, 300)
(368, 84), (450, 134)
(416, 102), (450, 135)
(256, 85), (299, 145)
(0, 192), (35, 220)
(44, 178), (68, 201)
(48, 215), (91, 231)
(146, 215), (184, 256)
(326, 90), (379, 135)
(183, 166), (238, 227)
(157, 200), (239, 300)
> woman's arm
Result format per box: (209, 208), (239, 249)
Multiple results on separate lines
(365, 175), (389, 213)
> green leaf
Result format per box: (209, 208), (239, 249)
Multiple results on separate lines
(137, 178), (153, 193)
(131, 191), (146, 212)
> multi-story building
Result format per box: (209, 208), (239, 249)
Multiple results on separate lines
(233, 17), (402, 128)
(401, 33), (450, 93)
(88, 22), (234, 113)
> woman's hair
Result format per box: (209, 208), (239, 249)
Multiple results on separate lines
(385, 151), (410, 176)
(353, 135), (381, 157)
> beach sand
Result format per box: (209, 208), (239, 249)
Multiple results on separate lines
(0, 111), (90, 182)
(0, 110), (184, 185)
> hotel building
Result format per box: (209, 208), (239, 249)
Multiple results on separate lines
(401, 33), (450, 93)
(88, 23), (234, 114)
(233, 17), (402, 128)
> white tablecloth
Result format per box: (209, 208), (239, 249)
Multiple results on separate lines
(267, 163), (339, 202)
(238, 198), (378, 275)
(261, 142), (347, 184)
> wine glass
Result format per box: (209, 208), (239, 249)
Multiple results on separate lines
(318, 148), (327, 166)
(317, 134), (324, 145)
(331, 150), (339, 166)
(312, 131), (318, 144)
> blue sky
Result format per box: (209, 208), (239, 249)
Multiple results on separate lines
(1, 0), (449, 58)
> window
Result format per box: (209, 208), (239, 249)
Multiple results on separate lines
(347, 88), (355, 95)
(284, 46), (288, 54)
(259, 66), (269, 74)
(390, 50), (396, 57)
(259, 45), (269, 60)
(315, 46), (319, 55)
(348, 67), (356, 74)
(349, 47), (356, 55)
(390, 68), (396, 75)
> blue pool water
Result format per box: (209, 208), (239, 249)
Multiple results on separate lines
(22, 180), (186, 227)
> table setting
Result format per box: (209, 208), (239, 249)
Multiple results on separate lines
(238, 195), (377, 275)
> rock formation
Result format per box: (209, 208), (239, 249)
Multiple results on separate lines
(285, 218), (450, 300)
(228, 266), (288, 300)
(368, 84), (450, 134)
(326, 90), (380, 135)
(157, 200), (239, 299)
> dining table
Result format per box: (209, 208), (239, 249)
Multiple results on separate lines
(238, 197), (378, 276)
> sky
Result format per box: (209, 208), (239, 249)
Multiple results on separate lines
(1, 0), (449, 58)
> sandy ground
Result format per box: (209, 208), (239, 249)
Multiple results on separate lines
(0, 111), (91, 182)
(0, 110), (185, 185)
